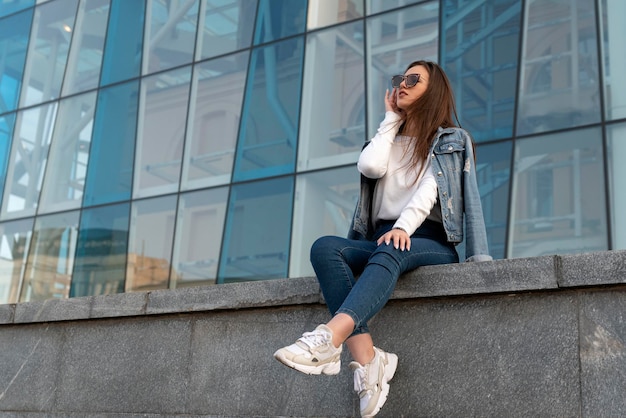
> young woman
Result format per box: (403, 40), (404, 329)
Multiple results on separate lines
(274, 60), (492, 417)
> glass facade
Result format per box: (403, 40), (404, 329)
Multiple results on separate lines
(0, 0), (624, 304)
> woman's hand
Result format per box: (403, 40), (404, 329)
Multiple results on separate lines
(377, 228), (411, 251)
(385, 88), (404, 116)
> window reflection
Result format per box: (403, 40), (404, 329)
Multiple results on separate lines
(517, 0), (601, 135)
(253, 0), (306, 44)
(143, 0), (199, 75)
(196, 0), (256, 60)
(366, 2), (439, 139)
(600, 0), (626, 120)
(181, 52), (249, 190)
(19, 0), (78, 107)
(0, 113), (16, 203)
(39, 92), (96, 214)
(0, 8), (33, 114)
(83, 80), (139, 207)
(70, 202), (130, 297)
(125, 195), (176, 292)
(606, 123), (626, 250)
(290, 167), (359, 277)
(171, 187), (228, 287)
(21, 211), (79, 302)
(233, 37), (304, 181)
(442, 0), (522, 142)
(134, 66), (192, 199)
(509, 128), (607, 258)
(0, 0), (35, 18)
(99, 0), (145, 87)
(365, 0), (422, 15)
(474, 141), (512, 260)
(1, 102), (57, 221)
(0, 218), (33, 304)
(61, 0), (110, 96)
(307, 0), (363, 30)
(298, 21), (365, 172)
(219, 177), (294, 283)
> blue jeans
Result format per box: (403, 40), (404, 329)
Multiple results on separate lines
(310, 220), (458, 337)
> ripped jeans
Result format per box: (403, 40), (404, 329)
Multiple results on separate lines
(310, 220), (458, 337)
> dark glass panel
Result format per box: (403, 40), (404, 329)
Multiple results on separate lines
(442, 0), (522, 141)
(70, 202), (130, 297)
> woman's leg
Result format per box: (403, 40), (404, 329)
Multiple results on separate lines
(310, 235), (377, 335)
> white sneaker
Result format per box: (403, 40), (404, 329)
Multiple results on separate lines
(273, 324), (342, 375)
(349, 346), (398, 417)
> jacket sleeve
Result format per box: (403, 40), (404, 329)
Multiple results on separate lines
(461, 131), (493, 262)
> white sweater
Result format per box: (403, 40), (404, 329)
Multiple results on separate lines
(357, 112), (438, 235)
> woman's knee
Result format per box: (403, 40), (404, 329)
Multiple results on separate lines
(310, 235), (343, 260)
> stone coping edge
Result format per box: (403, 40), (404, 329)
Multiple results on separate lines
(1, 250), (625, 325)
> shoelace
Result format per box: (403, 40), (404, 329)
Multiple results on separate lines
(298, 330), (330, 349)
(353, 365), (369, 394)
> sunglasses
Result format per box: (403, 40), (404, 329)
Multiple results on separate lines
(391, 74), (420, 88)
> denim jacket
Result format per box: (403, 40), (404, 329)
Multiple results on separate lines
(348, 127), (492, 262)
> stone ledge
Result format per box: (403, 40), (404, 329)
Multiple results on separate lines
(1, 250), (625, 325)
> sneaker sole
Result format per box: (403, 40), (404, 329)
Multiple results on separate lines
(273, 350), (341, 375)
(363, 352), (398, 418)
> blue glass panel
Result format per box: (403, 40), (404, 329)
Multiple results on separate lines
(475, 141), (512, 260)
(233, 37), (304, 181)
(83, 80), (139, 207)
(509, 128), (607, 258)
(197, 0), (256, 60)
(0, 8), (33, 113)
(70, 202), (130, 297)
(99, 0), (145, 87)
(0, 113), (16, 206)
(143, 0), (199, 75)
(0, 0), (34, 18)
(19, 0), (78, 107)
(442, 0), (522, 142)
(20, 210), (79, 302)
(253, 0), (306, 44)
(0, 217), (33, 304)
(218, 176), (294, 283)
(517, 0), (602, 136)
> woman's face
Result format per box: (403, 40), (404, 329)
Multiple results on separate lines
(396, 65), (429, 110)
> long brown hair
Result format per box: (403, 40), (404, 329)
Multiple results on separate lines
(397, 60), (461, 178)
